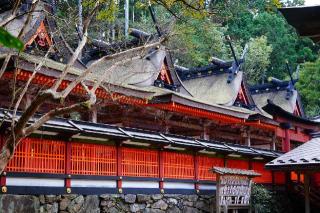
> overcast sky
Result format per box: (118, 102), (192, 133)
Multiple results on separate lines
(304, 0), (320, 6)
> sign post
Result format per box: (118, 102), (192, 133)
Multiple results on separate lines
(212, 167), (261, 213)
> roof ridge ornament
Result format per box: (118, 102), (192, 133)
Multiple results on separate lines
(225, 36), (248, 84)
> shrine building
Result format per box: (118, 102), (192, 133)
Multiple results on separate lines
(0, 0), (319, 199)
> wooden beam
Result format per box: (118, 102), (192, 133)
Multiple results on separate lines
(305, 172), (310, 213)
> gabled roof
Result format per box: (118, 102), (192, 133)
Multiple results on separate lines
(250, 79), (299, 115)
(0, 1), (84, 68)
(212, 167), (261, 177)
(266, 137), (320, 170)
(180, 71), (243, 106)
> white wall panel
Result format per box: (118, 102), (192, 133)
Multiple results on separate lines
(163, 182), (194, 189)
(7, 177), (64, 187)
(122, 181), (158, 188)
(71, 179), (116, 188)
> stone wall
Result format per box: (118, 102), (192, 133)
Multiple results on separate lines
(0, 194), (214, 213)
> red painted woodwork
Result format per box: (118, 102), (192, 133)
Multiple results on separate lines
(3, 70), (147, 107)
(159, 150), (164, 190)
(3, 70), (280, 132)
(163, 151), (194, 179)
(291, 171), (298, 182)
(117, 145), (122, 190)
(313, 173), (320, 187)
(198, 155), (224, 181)
(121, 147), (159, 177)
(276, 128), (310, 143)
(283, 129), (290, 152)
(70, 143), (116, 176)
(235, 84), (249, 105)
(26, 21), (52, 47)
(252, 162), (272, 183)
(65, 142), (72, 188)
(226, 159), (249, 169)
(274, 172), (286, 185)
(158, 63), (172, 84)
(7, 138), (65, 174)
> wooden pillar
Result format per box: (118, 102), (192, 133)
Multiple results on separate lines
(117, 143), (123, 193)
(271, 133), (276, 151)
(194, 154), (200, 193)
(91, 107), (97, 123)
(159, 149), (164, 193)
(245, 129), (251, 147)
(305, 172), (310, 213)
(284, 129), (290, 152)
(65, 141), (72, 193)
(280, 123), (291, 152)
(202, 125), (210, 140)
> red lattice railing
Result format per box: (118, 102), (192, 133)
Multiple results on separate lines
(71, 143), (117, 176)
(7, 138), (65, 174)
(163, 151), (194, 179)
(122, 147), (159, 177)
(198, 155), (224, 181)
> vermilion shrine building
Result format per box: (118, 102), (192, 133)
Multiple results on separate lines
(0, 1), (319, 197)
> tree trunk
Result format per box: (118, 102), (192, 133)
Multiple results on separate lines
(0, 135), (21, 173)
(124, 0), (129, 38)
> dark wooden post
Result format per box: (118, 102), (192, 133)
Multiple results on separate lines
(159, 148), (164, 193)
(116, 143), (123, 193)
(304, 172), (310, 213)
(194, 153), (200, 193)
(65, 141), (72, 193)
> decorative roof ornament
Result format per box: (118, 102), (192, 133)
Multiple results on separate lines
(226, 36), (248, 84)
(285, 62), (300, 100)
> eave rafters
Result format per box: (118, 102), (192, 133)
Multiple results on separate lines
(2, 68), (279, 132)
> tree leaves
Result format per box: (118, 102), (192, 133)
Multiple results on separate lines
(0, 27), (24, 51)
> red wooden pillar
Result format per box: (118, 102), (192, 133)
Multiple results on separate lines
(284, 129), (290, 152)
(65, 141), (72, 193)
(117, 144), (123, 193)
(159, 149), (164, 193)
(194, 154), (200, 193)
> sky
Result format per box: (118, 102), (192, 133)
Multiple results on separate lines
(304, 0), (320, 5)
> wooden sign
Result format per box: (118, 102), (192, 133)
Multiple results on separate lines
(218, 175), (252, 206)
(212, 167), (260, 213)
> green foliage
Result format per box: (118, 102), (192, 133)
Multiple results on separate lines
(0, 27), (23, 51)
(245, 36), (273, 84)
(296, 59), (320, 117)
(226, 10), (318, 80)
(251, 184), (273, 213)
(169, 19), (228, 67)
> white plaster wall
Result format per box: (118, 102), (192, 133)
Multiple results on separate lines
(163, 182), (194, 189)
(122, 181), (158, 188)
(6, 177), (64, 187)
(71, 179), (116, 188)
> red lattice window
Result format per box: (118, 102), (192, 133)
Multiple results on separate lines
(122, 147), (159, 177)
(274, 172), (286, 184)
(7, 138), (65, 174)
(252, 162), (272, 183)
(198, 156), (224, 181)
(71, 143), (116, 176)
(226, 159), (249, 169)
(163, 151), (194, 179)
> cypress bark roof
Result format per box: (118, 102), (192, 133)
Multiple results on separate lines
(181, 71), (243, 106)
